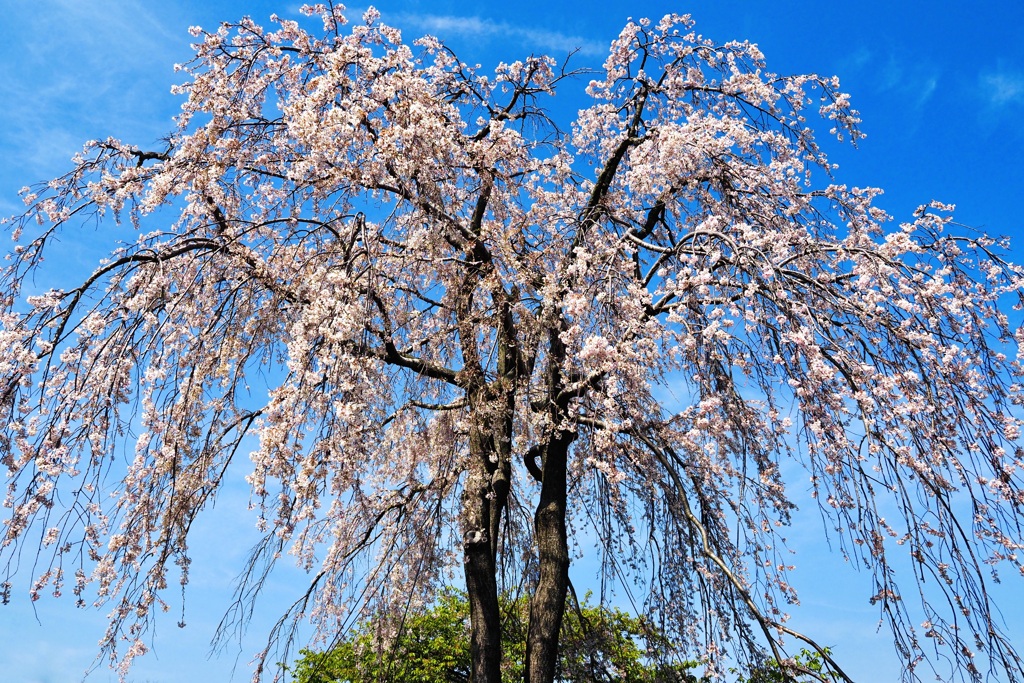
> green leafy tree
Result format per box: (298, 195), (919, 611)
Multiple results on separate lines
(736, 649), (843, 683)
(289, 591), (839, 682)
(290, 590), (473, 683)
(289, 590), (695, 683)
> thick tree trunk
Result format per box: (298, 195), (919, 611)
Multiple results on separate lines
(524, 431), (572, 683)
(463, 406), (507, 683)
(464, 521), (502, 683)
(457, 270), (520, 683)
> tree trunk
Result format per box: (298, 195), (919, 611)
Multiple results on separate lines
(524, 431), (572, 683)
(464, 522), (502, 683)
(463, 411), (505, 683)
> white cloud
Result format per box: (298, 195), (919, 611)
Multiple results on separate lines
(980, 69), (1024, 106)
(0, 0), (187, 185)
(22, 0), (184, 71)
(917, 75), (938, 109)
(876, 55), (940, 110)
(840, 46), (872, 73)
(368, 8), (608, 58)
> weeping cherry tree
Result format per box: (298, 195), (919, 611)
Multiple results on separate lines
(2, 5), (1024, 683)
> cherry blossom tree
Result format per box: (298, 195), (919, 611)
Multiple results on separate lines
(2, 5), (1024, 683)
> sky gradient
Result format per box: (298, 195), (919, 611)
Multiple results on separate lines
(1, 1), (1023, 682)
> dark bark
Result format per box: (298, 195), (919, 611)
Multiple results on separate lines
(524, 430), (572, 683)
(489, 327), (517, 560)
(463, 422), (503, 683)
(463, 379), (512, 683)
(525, 325), (575, 683)
(455, 238), (507, 683)
(464, 519), (502, 683)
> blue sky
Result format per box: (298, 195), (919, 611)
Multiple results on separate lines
(1, 1), (1023, 682)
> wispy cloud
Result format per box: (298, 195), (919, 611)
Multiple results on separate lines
(839, 46), (872, 73)
(833, 46), (940, 112)
(0, 0), (186, 185)
(356, 7), (607, 58)
(412, 14), (606, 57)
(916, 75), (939, 109)
(875, 54), (941, 110)
(980, 69), (1024, 107)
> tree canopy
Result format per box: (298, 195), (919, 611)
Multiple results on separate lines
(2, 6), (1024, 683)
(287, 588), (837, 683)
(288, 589), (695, 683)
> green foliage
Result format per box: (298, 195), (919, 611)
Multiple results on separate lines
(289, 590), (472, 683)
(288, 593), (839, 683)
(555, 599), (693, 683)
(734, 649), (842, 683)
(288, 590), (692, 683)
